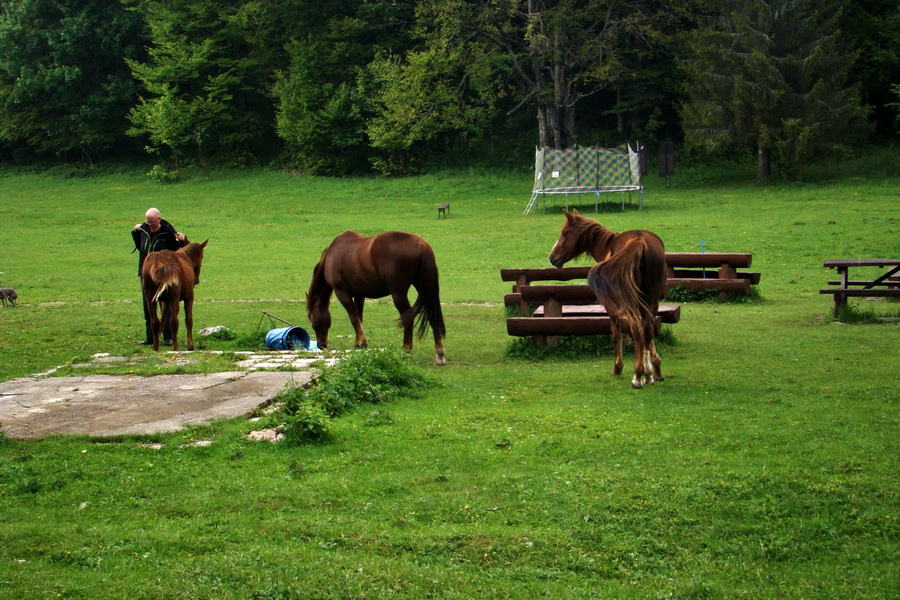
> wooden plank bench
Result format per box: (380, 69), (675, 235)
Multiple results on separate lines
(664, 252), (758, 298)
(500, 269), (682, 346)
(819, 259), (900, 317)
(438, 202), (450, 218)
(501, 252), (759, 310)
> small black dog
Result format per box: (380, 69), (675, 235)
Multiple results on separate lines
(0, 288), (17, 308)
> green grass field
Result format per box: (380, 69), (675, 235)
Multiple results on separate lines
(1, 164), (898, 598)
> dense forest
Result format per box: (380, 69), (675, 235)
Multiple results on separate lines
(0, 0), (897, 178)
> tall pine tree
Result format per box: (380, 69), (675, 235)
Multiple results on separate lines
(679, 0), (870, 179)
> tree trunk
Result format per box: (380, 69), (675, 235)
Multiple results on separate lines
(756, 141), (770, 180)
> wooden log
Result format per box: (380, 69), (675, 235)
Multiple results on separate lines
(532, 303), (681, 323)
(665, 252), (752, 268)
(520, 285), (598, 303)
(507, 316), (663, 337)
(819, 289), (900, 297)
(500, 266), (591, 283)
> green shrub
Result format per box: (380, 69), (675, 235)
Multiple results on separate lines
(282, 400), (332, 444)
(146, 164), (181, 183)
(275, 348), (434, 444)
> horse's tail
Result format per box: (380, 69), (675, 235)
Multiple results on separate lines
(151, 263), (180, 304)
(405, 243), (446, 339)
(588, 237), (652, 337)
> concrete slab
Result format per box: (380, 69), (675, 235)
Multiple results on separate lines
(0, 370), (312, 440)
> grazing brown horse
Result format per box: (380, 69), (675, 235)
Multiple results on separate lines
(307, 230), (447, 366)
(548, 210), (667, 388)
(141, 239), (208, 351)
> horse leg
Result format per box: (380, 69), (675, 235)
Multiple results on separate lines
(650, 339), (663, 381)
(390, 293), (414, 351)
(335, 290), (366, 347)
(630, 323), (649, 389)
(432, 331), (446, 366)
(149, 299), (162, 351)
(631, 321), (656, 389)
(610, 319), (624, 376)
(168, 301), (180, 352)
(184, 297), (194, 351)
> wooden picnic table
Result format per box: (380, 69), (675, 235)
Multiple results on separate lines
(820, 259), (900, 317)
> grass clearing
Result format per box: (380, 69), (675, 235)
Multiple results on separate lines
(0, 165), (898, 598)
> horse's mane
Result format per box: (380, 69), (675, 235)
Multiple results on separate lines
(307, 252), (333, 304)
(571, 213), (616, 259)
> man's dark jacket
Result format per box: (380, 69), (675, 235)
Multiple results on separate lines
(132, 219), (184, 277)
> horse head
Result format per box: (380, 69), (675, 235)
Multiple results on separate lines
(182, 239), (208, 284)
(549, 210), (615, 267)
(549, 210), (586, 267)
(306, 260), (332, 349)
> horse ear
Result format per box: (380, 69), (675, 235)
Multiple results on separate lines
(200, 239), (209, 247)
(564, 210), (576, 223)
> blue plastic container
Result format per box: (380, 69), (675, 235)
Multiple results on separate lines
(264, 326), (311, 350)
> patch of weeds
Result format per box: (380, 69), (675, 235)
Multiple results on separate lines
(836, 302), (900, 324)
(666, 285), (762, 303)
(507, 335), (615, 360)
(205, 327), (237, 341)
(234, 330), (267, 350)
(271, 348), (434, 445)
(506, 326), (677, 360)
(364, 409), (394, 427)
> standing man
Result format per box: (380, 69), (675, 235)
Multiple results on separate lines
(132, 208), (187, 345)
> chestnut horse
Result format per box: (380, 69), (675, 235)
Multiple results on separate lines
(307, 230), (446, 366)
(548, 210), (666, 388)
(141, 239), (208, 351)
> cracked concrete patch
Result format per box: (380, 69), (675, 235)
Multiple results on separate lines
(0, 366), (314, 440)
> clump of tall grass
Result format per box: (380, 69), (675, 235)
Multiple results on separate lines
(506, 326), (677, 360)
(836, 301), (900, 324)
(271, 348), (435, 444)
(665, 285), (762, 303)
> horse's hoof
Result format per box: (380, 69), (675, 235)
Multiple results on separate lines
(434, 358), (447, 366)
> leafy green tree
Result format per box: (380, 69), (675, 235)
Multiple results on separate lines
(363, 38), (503, 174)
(128, 0), (291, 169)
(840, 0), (900, 137)
(679, 0), (870, 179)
(406, 0), (659, 150)
(0, 0), (145, 163)
(273, 0), (417, 175)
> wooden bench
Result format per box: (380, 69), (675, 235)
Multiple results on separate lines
(501, 252), (759, 310)
(500, 267), (682, 345)
(665, 252), (758, 298)
(438, 202), (450, 218)
(819, 259), (900, 317)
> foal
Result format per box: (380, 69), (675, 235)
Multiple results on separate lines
(548, 210), (667, 388)
(142, 240), (208, 351)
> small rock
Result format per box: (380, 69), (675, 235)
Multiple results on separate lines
(248, 428), (284, 443)
(199, 325), (232, 336)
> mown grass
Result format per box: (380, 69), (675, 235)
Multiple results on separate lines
(0, 163), (898, 598)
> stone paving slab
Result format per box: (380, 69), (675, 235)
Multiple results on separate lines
(0, 359), (318, 440)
